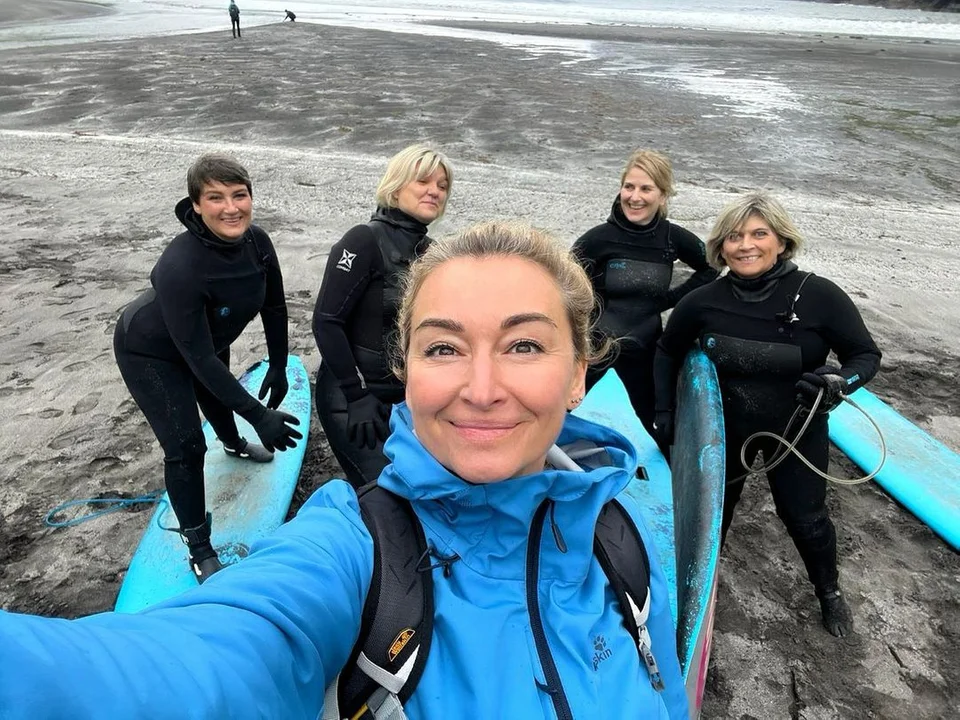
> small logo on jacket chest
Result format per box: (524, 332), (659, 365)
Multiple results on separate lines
(592, 634), (613, 670)
(608, 261), (627, 270)
(217, 306), (231, 318)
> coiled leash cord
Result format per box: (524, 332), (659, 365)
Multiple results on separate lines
(731, 388), (887, 487)
(44, 491), (167, 529)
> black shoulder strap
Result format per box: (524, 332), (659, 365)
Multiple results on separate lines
(595, 498), (664, 691)
(336, 486), (434, 719)
(594, 498), (650, 643)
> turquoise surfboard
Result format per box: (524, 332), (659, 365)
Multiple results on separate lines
(114, 355), (312, 613)
(829, 387), (960, 550)
(577, 349), (724, 717)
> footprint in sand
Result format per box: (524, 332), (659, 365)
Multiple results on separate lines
(62, 360), (89, 373)
(49, 427), (93, 450)
(37, 408), (63, 419)
(72, 391), (101, 415)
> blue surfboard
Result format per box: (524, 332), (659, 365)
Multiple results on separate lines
(577, 350), (724, 717)
(114, 355), (312, 613)
(829, 387), (960, 550)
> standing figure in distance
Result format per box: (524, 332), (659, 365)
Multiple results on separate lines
(229, 0), (241, 38)
(312, 144), (452, 488)
(654, 192), (881, 637)
(113, 153), (302, 583)
(572, 149), (717, 447)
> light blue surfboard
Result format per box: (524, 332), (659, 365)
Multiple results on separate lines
(114, 355), (312, 613)
(829, 387), (960, 550)
(577, 349), (724, 718)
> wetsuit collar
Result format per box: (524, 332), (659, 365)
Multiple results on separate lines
(727, 259), (798, 303)
(607, 196), (663, 235)
(370, 206), (430, 239)
(174, 197), (247, 250)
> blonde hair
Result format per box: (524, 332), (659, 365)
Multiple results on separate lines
(620, 149), (675, 218)
(374, 144), (453, 217)
(392, 220), (610, 380)
(705, 192), (805, 269)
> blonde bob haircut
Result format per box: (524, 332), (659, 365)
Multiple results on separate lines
(705, 192), (805, 270)
(374, 144), (454, 217)
(392, 220), (611, 381)
(620, 149), (675, 219)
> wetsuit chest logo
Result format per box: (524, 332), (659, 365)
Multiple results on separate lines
(217, 306), (231, 318)
(337, 249), (357, 272)
(608, 261), (627, 270)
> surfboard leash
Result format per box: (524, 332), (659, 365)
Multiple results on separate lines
(734, 389), (887, 487)
(43, 490), (167, 529)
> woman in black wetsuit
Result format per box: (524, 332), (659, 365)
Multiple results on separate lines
(653, 192), (881, 637)
(113, 154), (303, 583)
(312, 144), (452, 488)
(572, 149), (717, 443)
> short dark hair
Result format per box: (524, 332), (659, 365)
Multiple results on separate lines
(186, 153), (252, 202)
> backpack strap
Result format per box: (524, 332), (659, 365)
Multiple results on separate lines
(594, 498), (664, 692)
(328, 486), (434, 720)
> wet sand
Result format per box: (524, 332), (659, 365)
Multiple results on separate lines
(0, 19), (958, 719)
(0, 0), (111, 26)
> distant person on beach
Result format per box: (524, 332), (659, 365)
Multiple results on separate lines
(0, 220), (689, 720)
(312, 144), (452, 488)
(229, 0), (241, 38)
(572, 149), (717, 449)
(113, 153), (301, 584)
(284, 9), (296, 21)
(653, 192), (881, 637)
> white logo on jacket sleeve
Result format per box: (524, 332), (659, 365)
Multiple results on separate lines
(337, 249), (357, 272)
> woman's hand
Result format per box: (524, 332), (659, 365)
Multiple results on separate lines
(258, 364), (289, 409)
(795, 365), (847, 412)
(252, 408), (303, 452)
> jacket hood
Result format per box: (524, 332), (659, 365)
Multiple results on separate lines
(377, 404), (638, 579)
(174, 197), (245, 250)
(607, 196), (663, 235)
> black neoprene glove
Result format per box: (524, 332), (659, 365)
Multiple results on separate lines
(795, 365), (847, 412)
(653, 410), (675, 448)
(347, 393), (390, 449)
(258, 364), (289, 410)
(251, 408), (302, 452)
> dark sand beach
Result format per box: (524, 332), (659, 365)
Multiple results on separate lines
(0, 10), (958, 718)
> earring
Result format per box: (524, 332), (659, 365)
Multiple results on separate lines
(569, 396), (583, 407)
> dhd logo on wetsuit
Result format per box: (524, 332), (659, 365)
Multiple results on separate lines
(337, 249), (357, 272)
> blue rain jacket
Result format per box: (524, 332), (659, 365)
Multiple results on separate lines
(0, 405), (688, 719)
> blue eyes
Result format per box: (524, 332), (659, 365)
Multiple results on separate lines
(423, 340), (544, 357)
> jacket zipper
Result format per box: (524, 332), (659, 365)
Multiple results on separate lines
(527, 501), (574, 720)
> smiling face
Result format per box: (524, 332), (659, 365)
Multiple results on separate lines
(619, 166), (665, 226)
(721, 214), (786, 278)
(405, 256), (587, 484)
(395, 166), (449, 224)
(192, 181), (252, 241)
